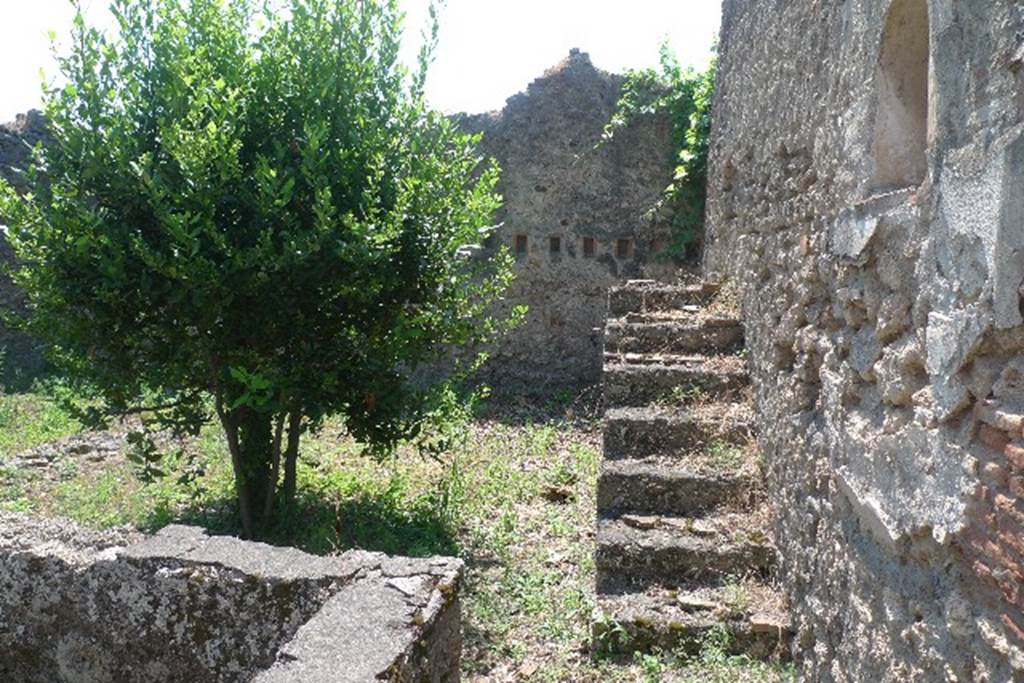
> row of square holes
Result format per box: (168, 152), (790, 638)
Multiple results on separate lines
(514, 235), (633, 259)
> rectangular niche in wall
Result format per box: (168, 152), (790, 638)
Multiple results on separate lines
(583, 237), (596, 258)
(514, 235), (528, 256)
(549, 236), (561, 255)
(871, 0), (930, 190)
(616, 239), (633, 260)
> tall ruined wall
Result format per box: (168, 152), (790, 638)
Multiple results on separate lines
(0, 110), (48, 385)
(706, 0), (1024, 680)
(460, 50), (675, 395)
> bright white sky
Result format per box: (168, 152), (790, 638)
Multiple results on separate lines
(0, 0), (720, 121)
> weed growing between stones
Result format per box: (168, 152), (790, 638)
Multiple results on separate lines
(602, 626), (794, 683)
(708, 440), (747, 469)
(660, 383), (708, 407)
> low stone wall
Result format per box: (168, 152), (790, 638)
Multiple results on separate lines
(0, 512), (463, 682)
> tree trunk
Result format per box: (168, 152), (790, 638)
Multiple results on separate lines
(218, 406), (299, 537)
(238, 410), (274, 533)
(218, 410), (256, 539)
(283, 413), (302, 506)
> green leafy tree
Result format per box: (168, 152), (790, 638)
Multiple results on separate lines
(603, 40), (717, 260)
(0, 0), (518, 538)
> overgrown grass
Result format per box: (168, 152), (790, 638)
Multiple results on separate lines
(0, 391), (81, 456)
(0, 466), (33, 513)
(0, 389), (792, 682)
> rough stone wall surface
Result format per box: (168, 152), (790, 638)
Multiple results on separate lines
(706, 0), (1024, 680)
(0, 110), (48, 384)
(458, 50), (676, 395)
(0, 512), (463, 682)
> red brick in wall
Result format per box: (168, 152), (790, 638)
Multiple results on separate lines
(958, 402), (1024, 647)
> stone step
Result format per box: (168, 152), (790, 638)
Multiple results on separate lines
(621, 309), (715, 323)
(608, 281), (721, 317)
(595, 514), (775, 591)
(597, 460), (759, 517)
(603, 351), (732, 366)
(602, 403), (753, 459)
(591, 583), (791, 658)
(602, 357), (749, 408)
(605, 320), (743, 355)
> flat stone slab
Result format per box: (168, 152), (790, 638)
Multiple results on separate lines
(593, 583), (789, 658)
(0, 512), (463, 683)
(603, 356), (749, 407)
(595, 513), (776, 592)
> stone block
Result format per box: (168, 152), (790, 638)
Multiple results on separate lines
(0, 512), (463, 683)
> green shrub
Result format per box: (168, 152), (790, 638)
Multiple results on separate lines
(0, 0), (519, 537)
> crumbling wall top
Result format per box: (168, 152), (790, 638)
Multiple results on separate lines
(0, 512), (463, 682)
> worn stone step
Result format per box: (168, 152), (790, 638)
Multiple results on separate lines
(595, 514), (775, 591)
(609, 281), (721, 317)
(621, 309), (719, 324)
(603, 403), (753, 459)
(591, 583), (790, 658)
(605, 320), (743, 355)
(602, 357), (749, 408)
(597, 460), (759, 517)
(603, 351), (735, 366)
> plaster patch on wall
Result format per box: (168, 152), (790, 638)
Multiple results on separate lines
(994, 132), (1024, 329)
(925, 306), (988, 378)
(835, 466), (904, 551)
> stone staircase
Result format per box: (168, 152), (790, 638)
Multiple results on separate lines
(592, 279), (789, 658)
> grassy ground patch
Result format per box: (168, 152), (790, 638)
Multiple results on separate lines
(0, 391), (81, 456)
(0, 390), (792, 682)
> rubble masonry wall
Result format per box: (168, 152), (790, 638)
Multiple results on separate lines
(706, 1), (1024, 680)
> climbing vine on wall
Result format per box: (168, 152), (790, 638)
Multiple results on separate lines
(604, 41), (717, 261)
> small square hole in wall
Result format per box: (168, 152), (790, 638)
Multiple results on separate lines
(583, 237), (596, 258)
(549, 236), (561, 254)
(616, 238), (633, 260)
(514, 235), (528, 256)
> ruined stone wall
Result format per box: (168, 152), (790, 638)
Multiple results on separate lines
(706, 0), (1024, 679)
(0, 512), (463, 682)
(459, 50), (676, 395)
(0, 110), (48, 385)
